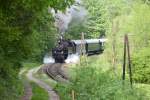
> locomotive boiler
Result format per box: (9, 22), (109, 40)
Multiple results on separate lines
(52, 38), (107, 63)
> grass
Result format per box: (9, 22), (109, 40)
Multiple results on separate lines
(22, 62), (41, 69)
(135, 83), (150, 99)
(31, 82), (49, 100)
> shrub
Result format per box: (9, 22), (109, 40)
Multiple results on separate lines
(132, 47), (150, 84)
(56, 62), (146, 100)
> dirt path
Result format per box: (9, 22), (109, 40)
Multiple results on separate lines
(26, 67), (60, 100)
(20, 68), (33, 100)
(21, 82), (32, 100)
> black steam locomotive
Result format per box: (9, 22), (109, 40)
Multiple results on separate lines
(52, 39), (75, 63)
(52, 38), (106, 63)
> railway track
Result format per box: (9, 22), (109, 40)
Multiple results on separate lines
(44, 63), (69, 83)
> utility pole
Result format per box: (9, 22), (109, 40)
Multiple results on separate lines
(80, 32), (85, 55)
(122, 34), (133, 88)
(80, 32), (87, 65)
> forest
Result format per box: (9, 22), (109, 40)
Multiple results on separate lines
(0, 0), (150, 100)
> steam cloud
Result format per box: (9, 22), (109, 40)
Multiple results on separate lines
(50, 0), (87, 34)
(43, 55), (55, 64)
(43, 54), (79, 64)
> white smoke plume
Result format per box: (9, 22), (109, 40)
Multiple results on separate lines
(49, 0), (87, 34)
(43, 55), (55, 64)
(65, 54), (80, 63)
(54, 10), (72, 34)
(43, 54), (79, 64)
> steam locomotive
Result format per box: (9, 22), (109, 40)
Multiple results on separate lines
(52, 38), (106, 63)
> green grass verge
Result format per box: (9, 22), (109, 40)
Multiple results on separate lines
(31, 82), (49, 100)
(22, 62), (41, 69)
(135, 83), (150, 99)
(34, 71), (57, 88)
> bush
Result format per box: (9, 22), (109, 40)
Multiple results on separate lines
(132, 47), (150, 84)
(56, 62), (146, 100)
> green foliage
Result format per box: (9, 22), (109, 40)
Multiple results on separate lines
(83, 0), (109, 38)
(66, 17), (87, 39)
(49, 0), (74, 11)
(132, 47), (150, 84)
(83, 0), (131, 38)
(132, 3), (150, 47)
(116, 1), (150, 84)
(31, 82), (49, 100)
(136, 84), (150, 99)
(121, 3), (150, 48)
(113, 2), (150, 67)
(0, 62), (24, 100)
(56, 62), (146, 100)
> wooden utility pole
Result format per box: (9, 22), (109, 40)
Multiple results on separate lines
(126, 35), (133, 87)
(72, 90), (75, 100)
(80, 32), (87, 65)
(122, 34), (133, 87)
(80, 32), (85, 55)
(122, 35), (126, 81)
